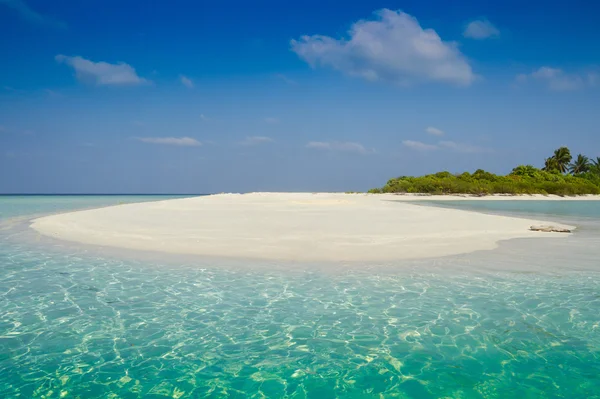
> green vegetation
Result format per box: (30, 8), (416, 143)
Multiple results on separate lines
(369, 147), (600, 196)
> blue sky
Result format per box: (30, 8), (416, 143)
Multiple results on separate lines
(1, 0), (599, 193)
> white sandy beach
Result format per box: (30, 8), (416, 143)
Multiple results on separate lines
(29, 193), (577, 262)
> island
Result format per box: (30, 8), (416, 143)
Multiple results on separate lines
(369, 147), (600, 195)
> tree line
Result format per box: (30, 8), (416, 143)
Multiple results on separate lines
(543, 147), (600, 175)
(369, 147), (600, 196)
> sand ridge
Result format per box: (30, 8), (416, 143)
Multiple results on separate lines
(30, 193), (575, 262)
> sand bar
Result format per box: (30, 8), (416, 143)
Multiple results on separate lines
(30, 193), (575, 262)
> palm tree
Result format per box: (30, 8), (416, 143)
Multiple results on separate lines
(590, 157), (600, 174)
(543, 157), (560, 173)
(568, 154), (590, 175)
(552, 147), (572, 173)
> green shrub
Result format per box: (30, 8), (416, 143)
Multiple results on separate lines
(371, 167), (600, 196)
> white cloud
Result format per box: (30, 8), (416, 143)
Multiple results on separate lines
(238, 136), (274, 146)
(463, 19), (499, 40)
(425, 126), (444, 136)
(0, 0), (66, 29)
(291, 9), (475, 86)
(402, 140), (438, 151)
(180, 75), (194, 88)
(264, 117), (279, 124)
(200, 114), (210, 121)
(531, 67), (561, 79)
(306, 141), (373, 154)
(55, 55), (149, 86)
(403, 140), (488, 153)
(136, 137), (201, 146)
(516, 67), (587, 91)
(515, 73), (528, 84)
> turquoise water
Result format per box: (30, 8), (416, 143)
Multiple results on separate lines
(422, 199), (600, 220)
(1, 197), (600, 398)
(0, 195), (194, 219)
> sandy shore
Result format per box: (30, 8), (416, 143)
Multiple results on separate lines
(370, 193), (600, 201)
(30, 193), (575, 262)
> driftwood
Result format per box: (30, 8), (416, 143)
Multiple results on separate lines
(530, 225), (572, 233)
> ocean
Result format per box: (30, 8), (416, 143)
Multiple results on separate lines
(1, 196), (599, 398)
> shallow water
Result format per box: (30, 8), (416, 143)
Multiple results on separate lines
(425, 199), (600, 219)
(1, 197), (599, 398)
(422, 199), (600, 228)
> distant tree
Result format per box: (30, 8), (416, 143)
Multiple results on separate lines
(591, 157), (600, 174)
(511, 165), (539, 178)
(543, 157), (560, 173)
(434, 171), (452, 179)
(472, 169), (497, 181)
(569, 154), (591, 175)
(551, 147), (573, 174)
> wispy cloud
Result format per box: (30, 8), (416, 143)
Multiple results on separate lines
(515, 67), (591, 91)
(275, 74), (297, 85)
(2, 86), (63, 98)
(438, 140), (488, 153)
(180, 75), (194, 88)
(264, 117), (279, 124)
(3, 86), (26, 93)
(55, 55), (149, 86)
(0, 0), (66, 29)
(306, 141), (373, 154)
(425, 126), (444, 136)
(135, 137), (201, 146)
(200, 114), (210, 121)
(403, 140), (488, 153)
(463, 19), (499, 40)
(238, 136), (274, 146)
(291, 9), (475, 86)
(44, 89), (63, 98)
(402, 140), (438, 151)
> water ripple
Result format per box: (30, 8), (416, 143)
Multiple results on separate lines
(1, 245), (600, 398)
(1, 197), (600, 398)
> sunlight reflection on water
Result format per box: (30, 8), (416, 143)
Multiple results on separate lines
(1, 197), (599, 398)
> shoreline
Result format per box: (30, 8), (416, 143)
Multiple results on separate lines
(254, 192), (600, 200)
(378, 193), (600, 201)
(30, 193), (575, 263)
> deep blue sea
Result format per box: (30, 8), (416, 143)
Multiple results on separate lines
(1, 196), (600, 398)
